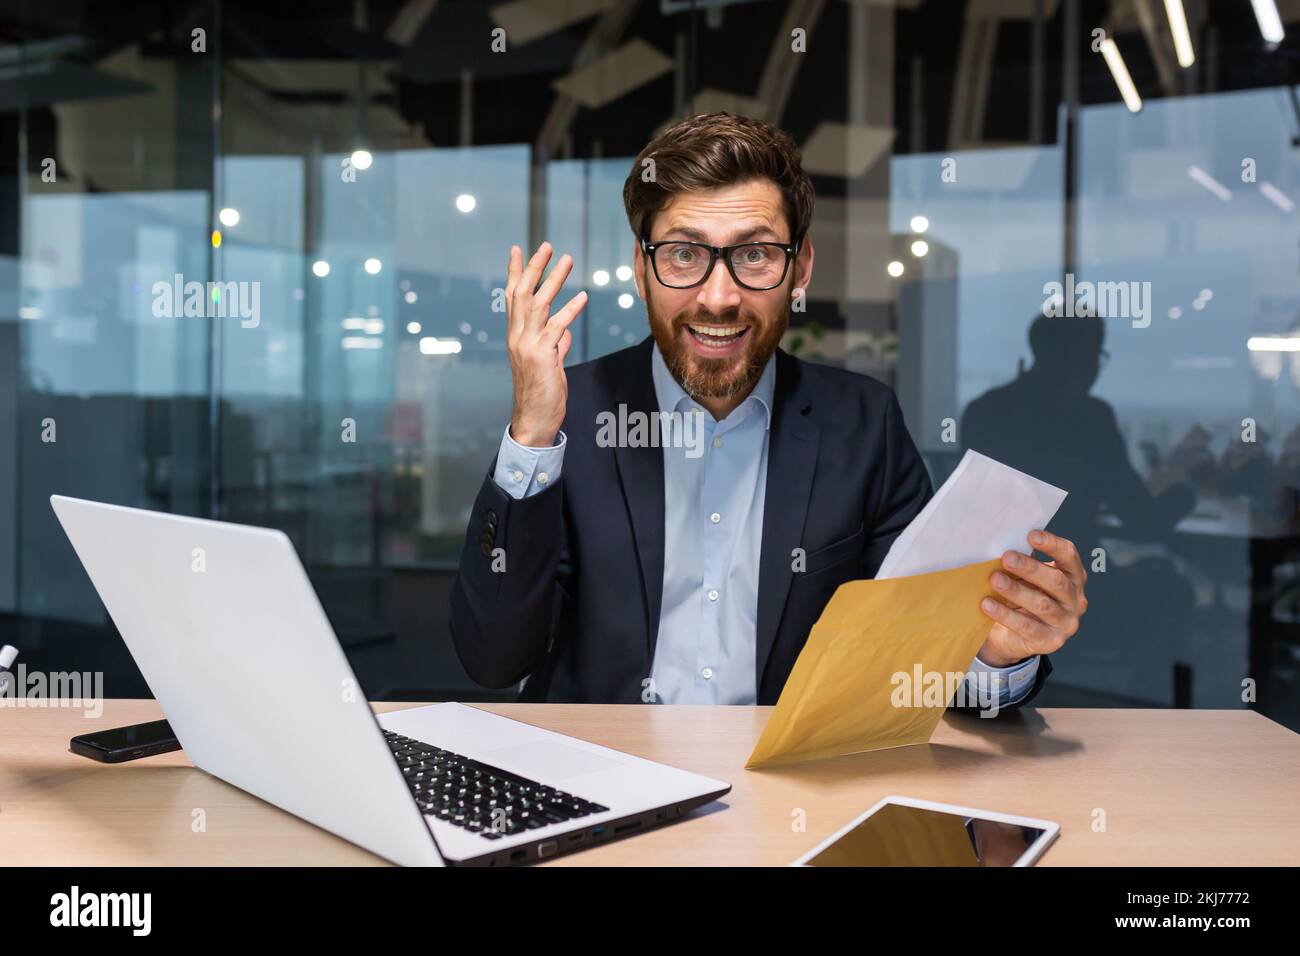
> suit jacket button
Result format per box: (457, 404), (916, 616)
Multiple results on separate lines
(486, 509), (498, 528)
(480, 540), (493, 557)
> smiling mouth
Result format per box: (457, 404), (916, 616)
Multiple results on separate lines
(685, 324), (749, 346)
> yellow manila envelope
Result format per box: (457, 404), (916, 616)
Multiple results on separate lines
(746, 558), (1003, 769)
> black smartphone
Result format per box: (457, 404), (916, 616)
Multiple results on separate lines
(70, 719), (181, 763)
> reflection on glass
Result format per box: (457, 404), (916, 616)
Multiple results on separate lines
(805, 803), (1045, 867)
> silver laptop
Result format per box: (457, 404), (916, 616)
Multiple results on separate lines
(50, 495), (730, 867)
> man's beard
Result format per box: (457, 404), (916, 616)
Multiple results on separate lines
(647, 295), (787, 401)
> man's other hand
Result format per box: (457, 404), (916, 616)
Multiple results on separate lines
(976, 529), (1089, 667)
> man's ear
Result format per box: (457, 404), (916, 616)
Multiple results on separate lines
(792, 234), (815, 295)
(633, 238), (648, 300)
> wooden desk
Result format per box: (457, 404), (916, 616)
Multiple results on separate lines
(3, 701), (1297, 866)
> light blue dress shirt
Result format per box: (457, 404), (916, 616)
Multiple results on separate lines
(492, 349), (1039, 708)
(645, 345), (774, 705)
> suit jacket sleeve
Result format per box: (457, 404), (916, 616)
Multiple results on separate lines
(863, 391), (934, 577)
(447, 463), (571, 689)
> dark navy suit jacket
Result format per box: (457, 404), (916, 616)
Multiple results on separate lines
(449, 338), (1052, 707)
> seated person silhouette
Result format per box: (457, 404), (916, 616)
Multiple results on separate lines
(960, 313), (1196, 704)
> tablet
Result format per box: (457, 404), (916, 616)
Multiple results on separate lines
(791, 795), (1060, 867)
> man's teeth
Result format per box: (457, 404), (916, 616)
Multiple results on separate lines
(688, 325), (745, 338)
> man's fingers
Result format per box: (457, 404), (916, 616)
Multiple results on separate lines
(532, 252), (574, 317)
(505, 244), (522, 299)
(542, 290), (588, 346)
(556, 328), (573, 364)
(507, 243), (550, 342)
(512, 242), (554, 318)
(1000, 550), (1073, 602)
(1028, 529), (1087, 587)
(982, 533), (1090, 660)
(980, 597), (1061, 653)
(990, 571), (1068, 628)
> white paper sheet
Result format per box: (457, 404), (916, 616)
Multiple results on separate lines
(876, 450), (1068, 580)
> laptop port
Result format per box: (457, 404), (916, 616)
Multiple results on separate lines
(537, 841), (558, 859)
(613, 820), (641, 835)
(510, 849), (526, 861)
(591, 826), (605, 838)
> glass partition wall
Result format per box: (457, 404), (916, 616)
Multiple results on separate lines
(3, 0), (1298, 727)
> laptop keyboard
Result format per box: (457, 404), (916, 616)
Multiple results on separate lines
(383, 730), (610, 839)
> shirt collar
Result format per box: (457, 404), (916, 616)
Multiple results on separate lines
(650, 340), (776, 431)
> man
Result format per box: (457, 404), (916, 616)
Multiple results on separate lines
(450, 112), (1087, 709)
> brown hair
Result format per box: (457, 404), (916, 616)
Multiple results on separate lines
(622, 112), (815, 245)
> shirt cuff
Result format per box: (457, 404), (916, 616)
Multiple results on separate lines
(492, 425), (566, 499)
(964, 653), (1040, 709)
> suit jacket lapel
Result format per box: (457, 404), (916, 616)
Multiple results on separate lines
(611, 339), (666, 661)
(755, 350), (819, 693)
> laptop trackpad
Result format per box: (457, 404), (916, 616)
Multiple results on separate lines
(482, 740), (624, 780)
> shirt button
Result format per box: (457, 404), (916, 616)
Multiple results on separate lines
(709, 512), (721, 524)
(713, 436), (723, 448)
(537, 471), (549, 485)
(707, 589), (719, 602)
(512, 470), (524, 483)
(701, 667), (714, 680)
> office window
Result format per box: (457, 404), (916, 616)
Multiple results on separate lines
(2, 0), (1296, 727)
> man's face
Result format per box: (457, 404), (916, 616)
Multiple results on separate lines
(634, 178), (813, 401)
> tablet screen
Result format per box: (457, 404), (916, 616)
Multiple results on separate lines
(804, 802), (1048, 867)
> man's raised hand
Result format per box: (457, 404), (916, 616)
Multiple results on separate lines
(505, 242), (588, 447)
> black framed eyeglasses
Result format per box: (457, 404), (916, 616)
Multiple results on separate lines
(641, 237), (799, 291)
